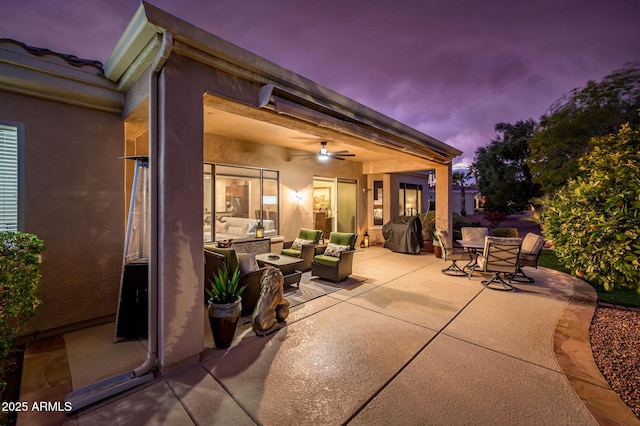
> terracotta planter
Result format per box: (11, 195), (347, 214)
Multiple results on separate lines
(208, 297), (242, 348)
(575, 270), (586, 278)
(422, 239), (435, 253)
(434, 243), (443, 258)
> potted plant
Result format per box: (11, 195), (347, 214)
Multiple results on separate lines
(419, 211), (436, 253)
(432, 231), (443, 258)
(206, 263), (246, 348)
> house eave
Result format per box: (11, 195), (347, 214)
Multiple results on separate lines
(105, 1), (462, 164)
(0, 39), (122, 113)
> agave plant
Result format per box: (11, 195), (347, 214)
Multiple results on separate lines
(206, 263), (246, 305)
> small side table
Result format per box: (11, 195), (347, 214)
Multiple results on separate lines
(255, 253), (304, 288)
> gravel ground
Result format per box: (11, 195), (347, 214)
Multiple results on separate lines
(590, 305), (640, 419)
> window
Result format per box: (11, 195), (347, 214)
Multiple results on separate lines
(373, 180), (383, 226)
(399, 183), (422, 216)
(203, 164), (279, 242)
(0, 123), (21, 231)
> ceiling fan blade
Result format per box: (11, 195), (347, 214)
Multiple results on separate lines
(334, 153), (356, 157)
(330, 150), (351, 155)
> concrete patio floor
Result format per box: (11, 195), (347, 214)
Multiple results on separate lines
(19, 247), (640, 425)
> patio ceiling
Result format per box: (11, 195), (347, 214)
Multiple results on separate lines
(204, 106), (401, 163)
(124, 96), (443, 174)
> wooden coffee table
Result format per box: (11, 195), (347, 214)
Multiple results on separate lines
(255, 253), (303, 288)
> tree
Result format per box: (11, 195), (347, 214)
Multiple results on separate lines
(452, 171), (468, 215)
(543, 123), (640, 292)
(529, 62), (640, 194)
(472, 120), (539, 213)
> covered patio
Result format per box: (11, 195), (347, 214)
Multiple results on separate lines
(19, 247), (638, 425)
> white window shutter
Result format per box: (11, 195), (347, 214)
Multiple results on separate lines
(0, 124), (18, 231)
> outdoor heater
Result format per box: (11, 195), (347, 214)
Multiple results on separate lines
(114, 156), (149, 340)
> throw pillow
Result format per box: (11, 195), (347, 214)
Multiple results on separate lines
(324, 243), (350, 257)
(291, 238), (313, 250)
(215, 221), (227, 233)
(237, 253), (259, 274)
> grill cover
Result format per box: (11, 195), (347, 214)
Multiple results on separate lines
(382, 216), (423, 255)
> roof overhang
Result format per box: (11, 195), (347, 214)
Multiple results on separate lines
(106, 2), (462, 166)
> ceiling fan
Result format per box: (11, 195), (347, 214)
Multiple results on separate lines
(292, 141), (355, 161)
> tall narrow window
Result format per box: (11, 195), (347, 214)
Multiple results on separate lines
(0, 124), (19, 231)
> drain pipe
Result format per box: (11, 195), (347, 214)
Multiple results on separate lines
(65, 31), (173, 412)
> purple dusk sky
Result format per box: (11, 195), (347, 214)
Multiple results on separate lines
(2, 0), (639, 169)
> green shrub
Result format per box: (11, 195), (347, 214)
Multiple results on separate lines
(0, 232), (45, 360)
(543, 124), (640, 292)
(492, 227), (519, 237)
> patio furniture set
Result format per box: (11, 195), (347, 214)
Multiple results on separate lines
(204, 228), (358, 315)
(437, 227), (545, 291)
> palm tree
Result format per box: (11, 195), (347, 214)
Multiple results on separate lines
(452, 171), (468, 215)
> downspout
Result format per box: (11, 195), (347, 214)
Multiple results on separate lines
(65, 31), (173, 412)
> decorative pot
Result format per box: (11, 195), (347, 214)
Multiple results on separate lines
(422, 239), (435, 253)
(208, 297), (242, 348)
(434, 243), (443, 258)
(575, 270), (585, 278)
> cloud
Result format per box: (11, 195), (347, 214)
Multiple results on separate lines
(2, 0), (639, 163)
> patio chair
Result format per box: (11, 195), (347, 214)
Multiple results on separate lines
(511, 232), (545, 283)
(204, 248), (266, 315)
(436, 229), (472, 276)
(281, 228), (323, 271)
(311, 232), (358, 282)
(461, 227), (489, 245)
(472, 236), (522, 291)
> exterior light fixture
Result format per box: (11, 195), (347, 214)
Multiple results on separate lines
(318, 142), (329, 160)
(363, 230), (370, 248)
(255, 221), (264, 238)
(295, 190), (303, 202)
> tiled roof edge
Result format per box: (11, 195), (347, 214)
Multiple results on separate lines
(0, 38), (105, 76)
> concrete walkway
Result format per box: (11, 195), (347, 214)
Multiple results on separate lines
(19, 247), (639, 425)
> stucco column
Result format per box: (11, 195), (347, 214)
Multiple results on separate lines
(155, 60), (204, 373)
(434, 163), (453, 236)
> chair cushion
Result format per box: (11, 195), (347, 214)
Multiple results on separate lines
(209, 247), (239, 274)
(299, 228), (322, 243)
(329, 232), (357, 248)
(237, 252), (259, 274)
(281, 248), (301, 258)
(314, 254), (340, 266)
(461, 227), (489, 243)
(324, 243), (350, 257)
(291, 237), (314, 250)
(521, 233), (544, 255)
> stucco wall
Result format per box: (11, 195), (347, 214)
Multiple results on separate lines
(0, 90), (124, 334)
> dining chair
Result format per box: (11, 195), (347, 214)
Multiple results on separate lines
(461, 227), (489, 244)
(472, 236), (522, 291)
(436, 229), (472, 276)
(512, 233), (545, 283)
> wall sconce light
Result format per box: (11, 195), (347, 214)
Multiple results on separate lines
(255, 221), (264, 238)
(295, 190), (303, 202)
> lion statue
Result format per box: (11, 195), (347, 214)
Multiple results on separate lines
(252, 266), (290, 336)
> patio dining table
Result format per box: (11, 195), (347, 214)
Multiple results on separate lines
(456, 239), (485, 275)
